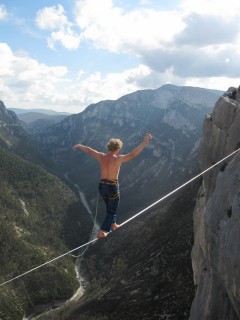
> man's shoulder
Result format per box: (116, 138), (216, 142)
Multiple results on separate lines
(116, 154), (126, 162)
(98, 152), (107, 159)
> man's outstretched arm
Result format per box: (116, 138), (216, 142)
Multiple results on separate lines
(119, 134), (152, 163)
(72, 144), (102, 160)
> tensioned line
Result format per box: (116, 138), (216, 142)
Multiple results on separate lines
(0, 238), (97, 288)
(0, 147), (240, 288)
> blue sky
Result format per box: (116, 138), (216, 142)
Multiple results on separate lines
(0, 0), (240, 113)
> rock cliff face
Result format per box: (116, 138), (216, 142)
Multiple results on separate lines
(0, 100), (57, 170)
(0, 100), (28, 140)
(190, 86), (240, 319)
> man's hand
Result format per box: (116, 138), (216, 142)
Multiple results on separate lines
(143, 133), (152, 144)
(72, 144), (81, 151)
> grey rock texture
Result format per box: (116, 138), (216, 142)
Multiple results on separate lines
(0, 100), (55, 170)
(190, 86), (240, 320)
(0, 100), (28, 138)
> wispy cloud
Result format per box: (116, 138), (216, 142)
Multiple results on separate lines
(0, 4), (7, 20)
(47, 27), (81, 50)
(35, 4), (69, 30)
(35, 4), (81, 50)
(0, 43), (69, 107)
(74, 0), (184, 52)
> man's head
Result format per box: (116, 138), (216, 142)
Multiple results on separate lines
(107, 138), (123, 152)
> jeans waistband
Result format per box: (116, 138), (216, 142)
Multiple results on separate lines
(99, 178), (119, 185)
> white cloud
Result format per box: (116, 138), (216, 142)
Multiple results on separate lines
(73, 0), (240, 53)
(74, 0), (184, 52)
(184, 76), (239, 91)
(36, 0), (240, 85)
(142, 43), (240, 79)
(0, 41), (238, 113)
(0, 43), (70, 109)
(0, 4), (7, 20)
(35, 4), (69, 30)
(174, 13), (239, 46)
(75, 0), (121, 29)
(72, 0), (240, 84)
(41, 64), (155, 112)
(36, 1), (184, 52)
(35, 4), (81, 50)
(70, 64), (152, 107)
(0, 43), (156, 113)
(47, 27), (81, 50)
(180, 0), (240, 16)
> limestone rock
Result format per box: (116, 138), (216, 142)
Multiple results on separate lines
(190, 86), (240, 319)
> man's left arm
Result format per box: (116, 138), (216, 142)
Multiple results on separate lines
(118, 133), (152, 163)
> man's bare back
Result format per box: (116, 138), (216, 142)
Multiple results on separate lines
(99, 153), (122, 180)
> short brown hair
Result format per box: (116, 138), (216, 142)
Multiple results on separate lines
(107, 138), (123, 152)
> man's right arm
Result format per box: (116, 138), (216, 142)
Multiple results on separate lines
(119, 134), (152, 163)
(72, 144), (102, 160)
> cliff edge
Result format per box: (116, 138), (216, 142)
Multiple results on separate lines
(190, 86), (240, 319)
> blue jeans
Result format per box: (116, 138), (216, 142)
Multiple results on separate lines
(99, 179), (120, 232)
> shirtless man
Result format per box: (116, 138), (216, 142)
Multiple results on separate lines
(72, 134), (152, 238)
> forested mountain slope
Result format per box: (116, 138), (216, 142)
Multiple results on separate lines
(0, 101), (92, 319)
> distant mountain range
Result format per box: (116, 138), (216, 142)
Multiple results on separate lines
(9, 108), (72, 134)
(9, 107), (72, 116)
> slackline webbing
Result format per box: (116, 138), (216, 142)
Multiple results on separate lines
(0, 147), (239, 288)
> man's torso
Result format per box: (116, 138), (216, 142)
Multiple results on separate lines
(99, 153), (121, 180)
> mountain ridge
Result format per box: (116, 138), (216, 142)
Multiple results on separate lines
(8, 107), (71, 135)
(9, 107), (72, 116)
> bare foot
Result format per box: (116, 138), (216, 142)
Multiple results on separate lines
(111, 223), (120, 231)
(97, 230), (108, 239)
